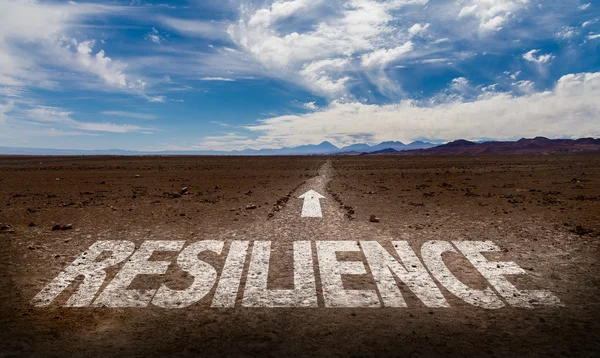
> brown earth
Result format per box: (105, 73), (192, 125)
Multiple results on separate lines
(0, 155), (599, 357)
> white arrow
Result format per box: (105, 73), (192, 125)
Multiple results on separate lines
(298, 190), (325, 218)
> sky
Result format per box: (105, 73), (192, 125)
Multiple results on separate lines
(0, 0), (599, 151)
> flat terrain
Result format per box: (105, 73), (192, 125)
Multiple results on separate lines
(1, 155), (599, 357)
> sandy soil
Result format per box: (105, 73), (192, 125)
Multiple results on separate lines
(0, 155), (598, 357)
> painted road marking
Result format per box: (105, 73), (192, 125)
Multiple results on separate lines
(299, 190), (325, 217)
(31, 240), (563, 309)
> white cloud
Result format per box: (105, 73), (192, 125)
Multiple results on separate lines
(148, 96), (167, 103)
(146, 28), (164, 44)
(195, 71), (600, 149)
(556, 26), (577, 39)
(512, 80), (535, 94)
(101, 111), (157, 120)
(408, 23), (430, 36)
(361, 42), (414, 68)
(450, 77), (470, 92)
(201, 77), (236, 81)
(579, 3), (591, 10)
(158, 16), (229, 40)
(582, 19), (597, 27)
(588, 33), (600, 40)
(23, 106), (150, 133)
(0, 0), (159, 101)
(523, 49), (554, 64)
(227, 0), (430, 96)
(458, 0), (529, 32)
(304, 102), (318, 110)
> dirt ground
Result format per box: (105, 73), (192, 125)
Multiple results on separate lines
(0, 155), (599, 357)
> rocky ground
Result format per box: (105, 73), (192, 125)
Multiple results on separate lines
(0, 155), (598, 357)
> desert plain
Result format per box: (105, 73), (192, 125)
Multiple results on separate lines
(0, 154), (599, 356)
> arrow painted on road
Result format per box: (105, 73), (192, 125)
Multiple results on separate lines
(298, 190), (325, 218)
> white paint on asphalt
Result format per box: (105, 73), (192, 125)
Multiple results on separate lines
(298, 189), (325, 218)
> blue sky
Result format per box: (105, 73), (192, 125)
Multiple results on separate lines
(0, 0), (599, 151)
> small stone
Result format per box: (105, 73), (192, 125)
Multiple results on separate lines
(135, 175), (140, 178)
(62, 224), (73, 230)
(369, 215), (380, 223)
(179, 187), (189, 195)
(28, 222), (36, 227)
(51, 224), (61, 231)
(246, 204), (257, 210)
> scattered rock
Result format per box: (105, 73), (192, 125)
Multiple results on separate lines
(246, 204), (257, 210)
(571, 225), (593, 236)
(179, 187), (189, 196)
(52, 224), (73, 231)
(369, 215), (380, 223)
(0, 224), (15, 233)
(165, 192), (181, 199)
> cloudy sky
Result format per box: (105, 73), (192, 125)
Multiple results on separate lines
(1, 0), (599, 150)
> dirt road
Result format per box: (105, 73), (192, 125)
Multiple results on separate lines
(1, 155), (598, 356)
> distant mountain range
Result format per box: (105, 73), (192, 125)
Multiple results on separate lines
(0, 140), (435, 156)
(1, 137), (598, 156)
(386, 137), (600, 156)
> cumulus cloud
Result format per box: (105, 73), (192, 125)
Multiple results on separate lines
(523, 49), (555, 64)
(556, 26), (577, 39)
(408, 23), (430, 36)
(458, 0), (529, 32)
(195, 72), (600, 149)
(304, 102), (318, 110)
(227, 0), (429, 96)
(146, 28), (164, 44)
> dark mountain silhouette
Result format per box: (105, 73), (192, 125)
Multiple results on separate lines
(391, 137), (600, 156)
(361, 148), (399, 155)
